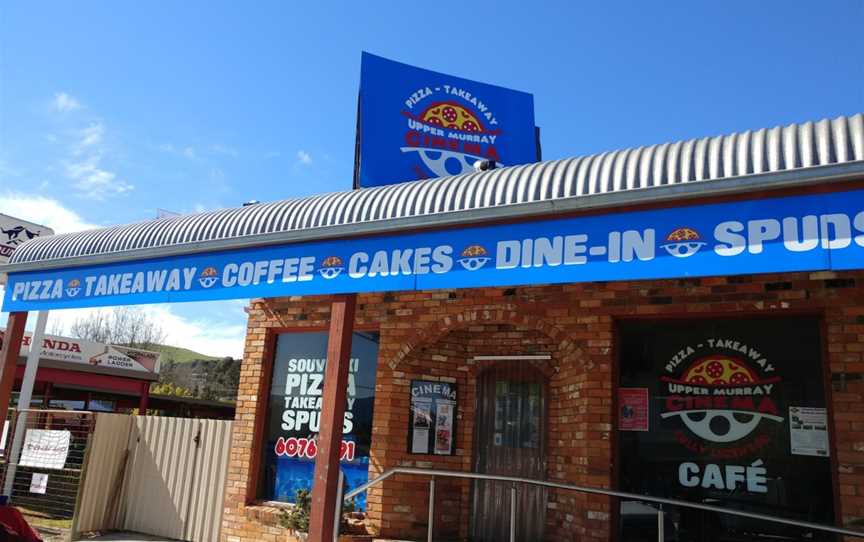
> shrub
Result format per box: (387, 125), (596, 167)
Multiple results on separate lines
(278, 488), (357, 534)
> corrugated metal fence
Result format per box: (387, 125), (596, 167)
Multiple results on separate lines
(74, 413), (232, 541)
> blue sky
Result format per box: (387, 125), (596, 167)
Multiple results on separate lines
(1, 1), (862, 357)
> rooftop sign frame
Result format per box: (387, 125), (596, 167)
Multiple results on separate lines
(355, 52), (538, 188)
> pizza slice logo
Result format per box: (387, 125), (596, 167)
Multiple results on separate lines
(662, 354), (783, 444)
(660, 227), (706, 258)
(457, 245), (490, 271)
(402, 91), (502, 179)
(65, 279), (82, 297)
(318, 256), (344, 280)
(660, 338), (783, 457)
(198, 267), (220, 288)
(680, 356), (759, 386)
(420, 102), (484, 132)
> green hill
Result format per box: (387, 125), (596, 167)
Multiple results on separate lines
(151, 344), (221, 363)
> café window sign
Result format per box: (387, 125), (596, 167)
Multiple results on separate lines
(261, 331), (379, 510)
(618, 317), (834, 541)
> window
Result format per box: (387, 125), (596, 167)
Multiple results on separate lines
(260, 331), (379, 511)
(617, 317), (834, 541)
(493, 381), (541, 449)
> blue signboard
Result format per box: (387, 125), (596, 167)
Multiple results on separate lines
(356, 52), (537, 187)
(3, 189), (864, 312)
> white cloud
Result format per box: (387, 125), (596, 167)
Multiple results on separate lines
(156, 143), (198, 160)
(75, 123), (104, 153)
(66, 123), (133, 199)
(0, 193), (97, 233)
(211, 144), (238, 157)
(49, 304), (246, 358)
(51, 92), (82, 113)
(0, 299), (247, 359)
(66, 155), (134, 199)
(296, 150), (312, 165)
(0, 194), (244, 358)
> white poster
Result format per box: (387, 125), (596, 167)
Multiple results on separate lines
(433, 402), (454, 455)
(29, 473), (48, 494)
(19, 429), (71, 470)
(789, 406), (830, 457)
(411, 400), (432, 454)
(0, 420), (8, 454)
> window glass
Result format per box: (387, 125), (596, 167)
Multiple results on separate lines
(261, 331), (379, 510)
(618, 317), (834, 541)
(48, 400), (86, 410)
(89, 399), (115, 412)
(493, 380), (541, 449)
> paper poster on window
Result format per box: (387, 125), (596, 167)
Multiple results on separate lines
(0, 421), (8, 454)
(618, 388), (649, 431)
(29, 473), (48, 494)
(434, 402), (454, 455)
(19, 429), (70, 470)
(411, 400), (432, 454)
(435, 402), (453, 455)
(789, 406), (830, 457)
(409, 380), (457, 456)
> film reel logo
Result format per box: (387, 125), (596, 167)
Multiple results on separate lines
(661, 353), (783, 445)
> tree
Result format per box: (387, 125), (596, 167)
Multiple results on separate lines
(150, 382), (194, 398)
(68, 307), (166, 348)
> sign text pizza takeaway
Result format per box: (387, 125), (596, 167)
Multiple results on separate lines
(4, 189), (864, 311)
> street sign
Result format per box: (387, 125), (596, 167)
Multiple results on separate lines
(0, 215), (53, 283)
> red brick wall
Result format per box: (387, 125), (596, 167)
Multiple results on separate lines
(221, 270), (864, 542)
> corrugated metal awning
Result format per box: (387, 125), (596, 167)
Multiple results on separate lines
(4, 113), (864, 273)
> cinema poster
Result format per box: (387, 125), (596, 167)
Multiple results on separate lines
(356, 52), (537, 188)
(262, 331), (379, 510)
(409, 380), (457, 456)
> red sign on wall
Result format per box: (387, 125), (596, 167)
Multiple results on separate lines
(619, 388), (649, 432)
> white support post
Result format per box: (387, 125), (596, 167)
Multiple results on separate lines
(3, 310), (49, 496)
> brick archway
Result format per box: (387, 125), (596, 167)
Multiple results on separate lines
(385, 304), (582, 370)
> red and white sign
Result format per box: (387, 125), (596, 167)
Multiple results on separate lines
(0, 214), (53, 270)
(0, 329), (161, 375)
(619, 388), (649, 431)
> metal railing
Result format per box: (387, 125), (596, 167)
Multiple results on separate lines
(340, 466), (864, 542)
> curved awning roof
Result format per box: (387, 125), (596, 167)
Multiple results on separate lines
(4, 113), (864, 273)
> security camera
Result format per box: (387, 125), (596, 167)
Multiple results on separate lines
(473, 159), (497, 172)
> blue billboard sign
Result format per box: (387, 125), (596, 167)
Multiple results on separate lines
(3, 189), (864, 312)
(356, 52), (538, 187)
